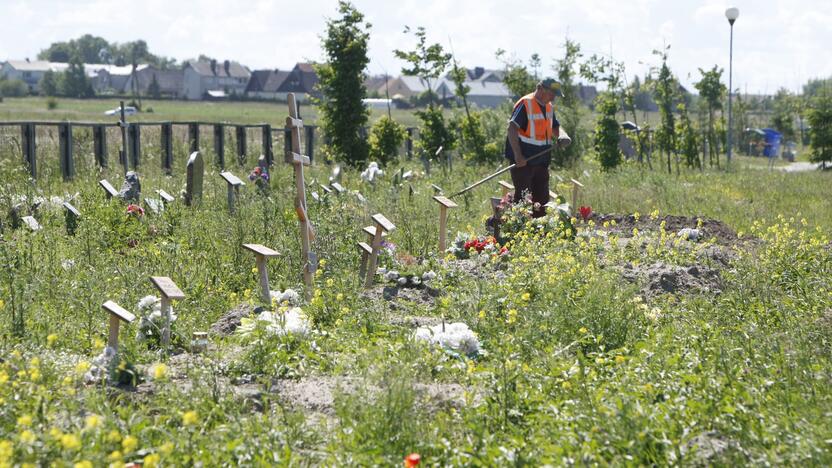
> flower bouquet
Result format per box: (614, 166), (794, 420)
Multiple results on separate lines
(248, 166), (270, 192)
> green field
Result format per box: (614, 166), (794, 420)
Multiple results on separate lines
(0, 97), (830, 466)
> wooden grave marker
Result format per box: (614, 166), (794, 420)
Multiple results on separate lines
(357, 241), (373, 278)
(330, 182), (346, 194)
(311, 192), (320, 202)
(320, 184), (333, 194)
(21, 215), (41, 232)
(220, 171), (245, 214)
(364, 213), (395, 288)
(570, 178), (584, 209)
(498, 180), (514, 198)
(242, 243), (280, 304)
(149, 276), (185, 348)
(433, 196), (458, 253)
(144, 198), (162, 215)
(285, 93), (315, 296)
(157, 189), (175, 204)
(490, 197), (503, 240)
(185, 151), (204, 206)
(431, 184), (444, 194)
(99, 179), (119, 199)
(63, 202), (80, 235)
(102, 300), (135, 351)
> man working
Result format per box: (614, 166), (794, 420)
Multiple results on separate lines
(505, 78), (572, 217)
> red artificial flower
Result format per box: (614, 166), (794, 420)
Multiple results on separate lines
(579, 205), (592, 221)
(253, 167), (262, 175)
(126, 204), (144, 217)
(404, 453), (421, 467)
(499, 246), (508, 255)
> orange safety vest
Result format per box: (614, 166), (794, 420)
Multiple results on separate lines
(513, 93), (557, 146)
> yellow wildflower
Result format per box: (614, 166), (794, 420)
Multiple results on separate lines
(106, 430), (122, 443)
(182, 410), (199, 426)
(47, 334), (58, 347)
(93, 338), (105, 352)
(85, 414), (102, 430)
(107, 451), (122, 462)
(160, 442), (174, 454)
(578, 327), (588, 334)
(144, 453), (161, 468)
(561, 381), (572, 390)
(20, 430), (36, 444)
(506, 309), (518, 324)
(17, 415), (33, 427)
(335, 293), (343, 301)
(0, 440), (12, 461)
(75, 361), (91, 375)
(151, 363), (169, 380)
(520, 292), (531, 302)
(74, 461), (93, 468)
(122, 435), (138, 452)
(60, 433), (81, 450)
(615, 355), (626, 364)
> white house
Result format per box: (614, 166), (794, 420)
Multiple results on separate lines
(182, 60), (250, 100)
(0, 60), (69, 93)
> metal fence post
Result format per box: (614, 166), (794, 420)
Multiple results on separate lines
(262, 124), (273, 165)
(214, 124), (225, 168)
(21, 123), (36, 178)
(161, 122), (173, 172)
(235, 125), (247, 165)
(93, 124), (108, 168)
(188, 123), (200, 153)
(128, 123), (141, 168)
(58, 122), (74, 180)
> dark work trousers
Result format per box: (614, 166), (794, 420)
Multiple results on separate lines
(510, 164), (550, 218)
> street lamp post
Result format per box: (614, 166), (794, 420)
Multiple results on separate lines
(726, 7), (739, 165)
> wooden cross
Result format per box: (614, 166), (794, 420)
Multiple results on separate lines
(149, 276), (185, 348)
(242, 243), (280, 304)
(433, 196), (458, 253)
(220, 171), (245, 214)
(99, 179), (119, 199)
(285, 93), (315, 297)
(498, 180), (514, 198)
(357, 241), (372, 279)
(570, 178), (584, 209)
(102, 300), (135, 352)
(364, 213), (395, 288)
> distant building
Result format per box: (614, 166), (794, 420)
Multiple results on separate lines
(244, 63), (319, 102)
(123, 65), (184, 98)
(465, 80), (512, 108)
(183, 59), (250, 100)
(93, 64), (142, 94)
(1, 60), (70, 93)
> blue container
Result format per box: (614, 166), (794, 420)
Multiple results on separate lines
(762, 128), (782, 158)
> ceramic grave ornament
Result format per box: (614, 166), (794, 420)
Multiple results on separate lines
(185, 151), (204, 206)
(285, 93), (315, 297)
(22, 216), (41, 231)
(433, 196), (458, 252)
(102, 300), (136, 352)
(364, 213), (396, 288)
(63, 202), (80, 235)
(99, 179), (119, 199)
(329, 164), (342, 183)
(242, 243), (280, 304)
(117, 171), (142, 202)
(220, 171), (245, 214)
(149, 276), (185, 348)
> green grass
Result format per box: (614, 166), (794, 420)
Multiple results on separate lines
(0, 98), (830, 466)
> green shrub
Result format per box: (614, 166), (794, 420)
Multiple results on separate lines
(368, 115), (407, 166)
(0, 79), (28, 97)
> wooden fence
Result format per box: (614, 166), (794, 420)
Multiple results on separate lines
(0, 120), (418, 180)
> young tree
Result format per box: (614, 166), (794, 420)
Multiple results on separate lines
(315, 1), (371, 166)
(552, 38), (586, 168)
(676, 103), (701, 169)
(495, 49), (537, 98)
(693, 65), (726, 167)
(39, 71), (60, 96)
(148, 74), (162, 99)
(593, 93), (622, 170)
(394, 27), (455, 161)
(772, 87), (797, 142)
(61, 57), (94, 98)
(652, 46), (678, 174)
(807, 89), (832, 168)
(368, 116), (407, 166)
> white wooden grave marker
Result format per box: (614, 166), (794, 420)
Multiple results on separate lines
(21, 216), (41, 231)
(431, 184), (444, 194)
(433, 196), (458, 253)
(99, 179), (119, 199)
(330, 182), (346, 194)
(320, 184), (333, 194)
(149, 276), (185, 348)
(143, 198), (162, 215)
(242, 243), (280, 304)
(498, 180), (514, 198)
(220, 171), (245, 214)
(285, 93), (315, 297)
(63, 202), (80, 235)
(102, 300), (135, 351)
(157, 189), (175, 204)
(364, 213), (395, 288)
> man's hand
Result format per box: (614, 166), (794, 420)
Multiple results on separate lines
(557, 135), (572, 149)
(515, 153), (527, 168)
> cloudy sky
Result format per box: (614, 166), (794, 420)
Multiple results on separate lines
(1, 0), (830, 94)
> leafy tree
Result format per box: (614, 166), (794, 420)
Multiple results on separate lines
(414, 106), (456, 163)
(803, 77), (832, 98)
(61, 58), (94, 98)
(368, 116), (407, 166)
(148, 74), (162, 99)
(0, 78), (28, 97)
(394, 26), (451, 108)
(771, 87), (797, 142)
(552, 39), (586, 168)
(652, 46), (678, 174)
(676, 103), (701, 169)
(495, 49), (537, 98)
(39, 71), (60, 96)
(807, 89), (832, 167)
(593, 92), (622, 170)
(315, 1), (371, 166)
(693, 65), (725, 167)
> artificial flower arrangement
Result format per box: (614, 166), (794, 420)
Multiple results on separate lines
(448, 233), (508, 260)
(126, 204), (145, 218)
(496, 192), (576, 242)
(413, 321), (481, 358)
(135, 295), (177, 346)
(377, 267), (438, 289)
(248, 166), (270, 191)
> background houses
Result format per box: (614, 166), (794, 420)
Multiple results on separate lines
(182, 59), (251, 100)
